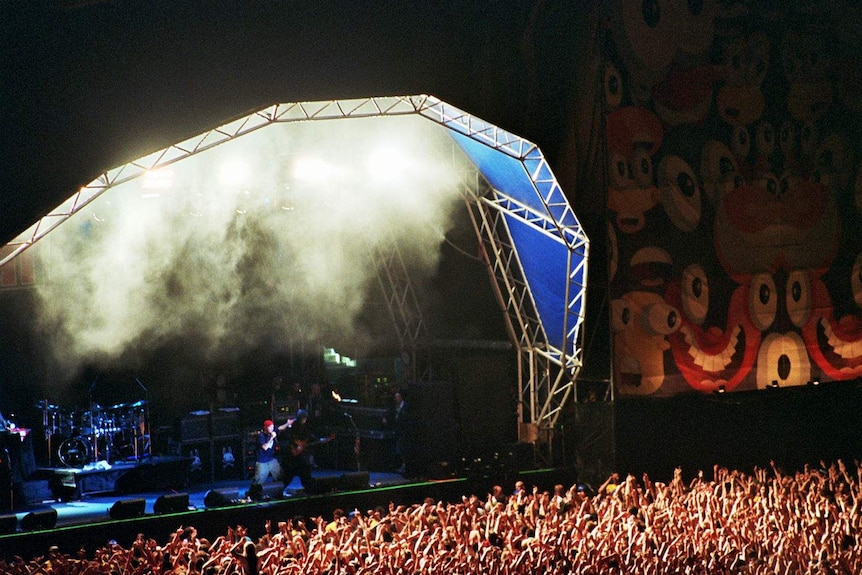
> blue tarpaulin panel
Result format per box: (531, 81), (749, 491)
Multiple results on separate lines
(448, 132), (544, 214)
(447, 129), (582, 358)
(505, 213), (572, 355)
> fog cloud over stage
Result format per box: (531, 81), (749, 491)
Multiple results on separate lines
(31, 116), (472, 400)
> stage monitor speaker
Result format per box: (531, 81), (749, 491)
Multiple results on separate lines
(109, 498), (146, 520)
(247, 482), (283, 502)
(21, 508), (58, 532)
(154, 492), (190, 515)
(339, 471), (370, 491)
(305, 474), (341, 495)
(204, 488), (239, 508)
(0, 513), (17, 534)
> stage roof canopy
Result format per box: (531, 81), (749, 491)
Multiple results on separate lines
(1, 95), (588, 397)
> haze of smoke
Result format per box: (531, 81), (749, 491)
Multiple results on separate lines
(33, 115), (469, 386)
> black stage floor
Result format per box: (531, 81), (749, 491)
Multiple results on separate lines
(0, 456), (576, 562)
(12, 464), (411, 529)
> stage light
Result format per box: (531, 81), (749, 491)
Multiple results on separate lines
(218, 159), (251, 187)
(366, 146), (408, 182)
(714, 384), (726, 394)
(768, 380), (779, 389)
(293, 155), (329, 182)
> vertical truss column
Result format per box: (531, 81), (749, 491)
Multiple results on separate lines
(462, 177), (581, 465)
(370, 234), (427, 382)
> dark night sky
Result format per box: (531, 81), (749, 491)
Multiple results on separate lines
(1, 1), (582, 245)
(0, 1), (588, 427)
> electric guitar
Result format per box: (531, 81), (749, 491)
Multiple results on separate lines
(288, 433), (336, 457)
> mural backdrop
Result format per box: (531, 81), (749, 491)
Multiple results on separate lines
(603, 1), (862, 396)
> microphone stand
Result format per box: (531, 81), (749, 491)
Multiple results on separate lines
(89, 377), (99, 464)
(4, 448), (12, 511)
(134, 377), (152, 459)
(343, 412), (361, 472)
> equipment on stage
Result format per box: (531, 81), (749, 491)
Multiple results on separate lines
(57, 436), (90, 468)
(38, 377), (153, 467)
(287, 433), (336, 457)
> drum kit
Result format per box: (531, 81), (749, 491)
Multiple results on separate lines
(38, 399), (151, 467)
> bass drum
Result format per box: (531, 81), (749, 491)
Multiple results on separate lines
(58, 436), (91, 468)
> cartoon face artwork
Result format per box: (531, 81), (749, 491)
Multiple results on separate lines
(604, 3), (862, 395)
(676, 136), (845, 389)
(662, 263), (760, 393)
(612, 290), (680, 395)
(606, 107), (664, 234)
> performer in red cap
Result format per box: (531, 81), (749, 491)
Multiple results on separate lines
(252, 419), (283, 485)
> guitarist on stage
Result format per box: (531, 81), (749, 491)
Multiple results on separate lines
(280, 409), (333, 493)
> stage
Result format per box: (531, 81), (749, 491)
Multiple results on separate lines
(0, 458), (414, 560)
(0, 453), (577, 561)
(14, 468), (412, 528)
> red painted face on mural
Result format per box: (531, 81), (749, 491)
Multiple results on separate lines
(606, 107), (663, 234)
(674, 165), (861, 389)
(800, 266), (862, 381)
(663, 268), (760, 393)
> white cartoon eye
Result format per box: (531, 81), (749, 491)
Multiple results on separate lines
(813, 134), (851, 192)
(750, 273), (777, 331)
(643, 302), (681, 335)
(681, 264), (709, 325)
(785, 270), (810, 328)
(609, 153), (632, 189)
(756, 173), (779, 199)
(778, 172), (798, 203)
(611, 298), (634, 332)
(700, 140), (739, 202)
(852, 253), (862, 309)
(658, 155), (702, 232)
(632, 148), (654, 188)
(603, 62), (623, 109)
(724, 43), (747, 86)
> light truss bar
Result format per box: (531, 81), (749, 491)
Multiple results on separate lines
(1, 96), (432, 267)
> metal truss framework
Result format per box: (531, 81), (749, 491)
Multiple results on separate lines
(1, 95), (589, 456)
(370, 230), (427, 383)
(460, 177), (588, 462)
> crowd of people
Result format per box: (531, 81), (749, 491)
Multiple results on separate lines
(5, 458), (862, 574)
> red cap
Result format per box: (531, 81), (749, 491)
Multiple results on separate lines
(263, 419), (274, 428)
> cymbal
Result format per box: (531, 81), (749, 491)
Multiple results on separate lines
(35, 400), (61, 410)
